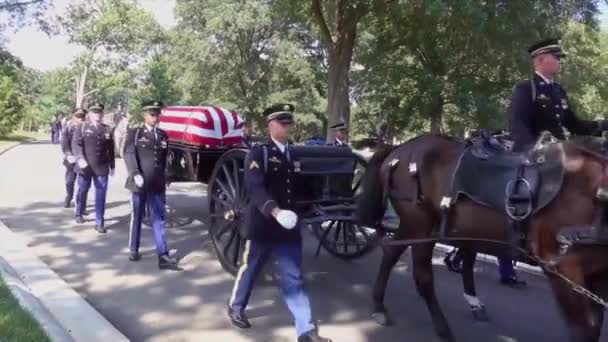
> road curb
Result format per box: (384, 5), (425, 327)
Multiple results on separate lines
(0, 141), (25, 156)
(434, 243), (544, 277)
(0, 220), (129, 342)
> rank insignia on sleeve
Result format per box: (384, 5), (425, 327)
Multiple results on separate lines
(250, 161), (260, 170)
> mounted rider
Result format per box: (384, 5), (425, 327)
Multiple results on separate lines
(508, 39), (608, 244)
(509, 38), (608, 152)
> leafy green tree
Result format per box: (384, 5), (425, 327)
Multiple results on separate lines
(0, 75), (22, 134)
(174, 0), (326, 136)
(57, 0), (163, 108)
(353, 0), (605, 139)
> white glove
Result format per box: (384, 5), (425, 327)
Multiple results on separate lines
(77, 159), (88, 169)
(66, 155), (76, 164)
(275, 210), (298, 230)
(109, 168), (115, 177)
(134, 174), (144, 188)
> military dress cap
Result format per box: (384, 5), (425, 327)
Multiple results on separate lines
(264, 103), (295, 123)
(142, 100), (164, 114)
(330, 122), (348, 131)
(73, 108), (87, 118)
(528, 38), (566, 58)
(88, 103), (105, 113)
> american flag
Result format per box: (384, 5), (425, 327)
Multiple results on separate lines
(159, 106), (244, 147)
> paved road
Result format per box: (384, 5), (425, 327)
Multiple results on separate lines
(0, 140), (607, 342)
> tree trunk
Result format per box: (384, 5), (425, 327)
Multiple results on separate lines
(76, 65), (89, 107)
(429, 94), (444, 134)
(310, 0), (362, 142)
(326, 48), (352, 141)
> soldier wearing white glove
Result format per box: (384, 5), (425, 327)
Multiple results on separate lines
(227, 103), (330, 342)
(273, 209), (298, 230)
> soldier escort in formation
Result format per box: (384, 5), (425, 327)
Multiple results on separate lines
(228, 104), (331, 342)
(72, 103), (115, 233)
(509, 38), (608, 152)
(61, 108), (87, 208)
(329, 122), (348, 147)
(123, 101), (180, 271)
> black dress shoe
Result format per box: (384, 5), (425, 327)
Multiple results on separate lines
(227, 307), (251, 329)
(298, 330), (332, 342)
(129, 251), (140, 261)
(500, 275), (527, 288)
(75, 216), (85, 224)
(95, 225), (107, 234)
(158, 255), (181, 271)
(63, 198), (72, 208)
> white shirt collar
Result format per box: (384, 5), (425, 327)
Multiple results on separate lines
(336, 138), (345, 146)
(271, 137), (286, 153)
(145, 123), (155, 132)
(535, 71), (553, 84)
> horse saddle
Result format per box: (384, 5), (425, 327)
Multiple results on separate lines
(450, 134), (564, 220)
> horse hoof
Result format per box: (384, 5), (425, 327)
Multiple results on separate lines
(471, 306), (489, 322)
(371, 311), (392, 326)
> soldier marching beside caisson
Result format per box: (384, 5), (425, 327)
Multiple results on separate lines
(123, 101), (180, 271)
(72, 103), (115, 233)
(61, 108), (87, 208)
(227, 104), (331, 342)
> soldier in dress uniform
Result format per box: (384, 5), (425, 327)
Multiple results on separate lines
(123, 101), (180, 271)
(510, 38), (608, 152)
(329, 122), (348, 146)
(227, 104), (331, 342)
(73, 103), (115, 233)
(504, 38), (608, 286)
(61, 108), (87, 208)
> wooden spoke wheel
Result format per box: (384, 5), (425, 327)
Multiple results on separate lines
(312, 219), (380, 260)
(208, 149), (249, 275)
(312, 152), (379, 259)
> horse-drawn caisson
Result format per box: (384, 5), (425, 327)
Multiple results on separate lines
(157, 104), (608, 341)
(158, 105), (376, 275)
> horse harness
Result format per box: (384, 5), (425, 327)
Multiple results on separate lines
(381, 131), (608, 309)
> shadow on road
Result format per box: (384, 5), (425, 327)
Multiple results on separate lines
(0, 141), (604, 342)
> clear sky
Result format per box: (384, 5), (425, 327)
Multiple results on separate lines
(4, 0), (608, 72)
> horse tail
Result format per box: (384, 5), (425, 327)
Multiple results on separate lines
(357, 146), (396, 226)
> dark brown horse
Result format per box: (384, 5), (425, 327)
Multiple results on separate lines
(357, 134), (608, 342)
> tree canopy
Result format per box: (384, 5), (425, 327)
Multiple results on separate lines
(2, 0), (608, 141)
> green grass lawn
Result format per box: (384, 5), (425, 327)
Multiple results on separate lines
(0, 131), (47, 153)
(0, 277), (50, 342)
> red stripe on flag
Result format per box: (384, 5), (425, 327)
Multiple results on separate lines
(213, 106), (229, 138)
(232, 111), (244, 129)
(165, 131), (244, 147)
(160, 114), (214, 130)
(166, 131), (222, 146)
